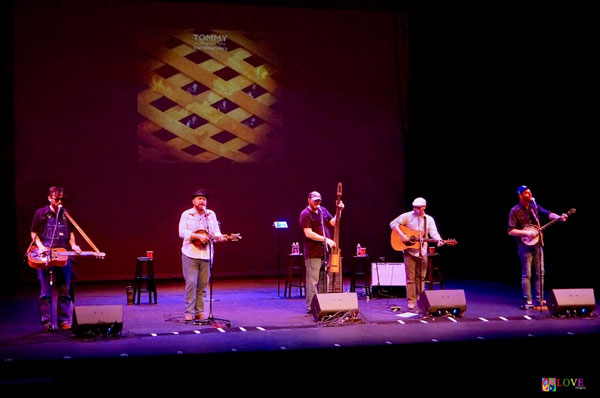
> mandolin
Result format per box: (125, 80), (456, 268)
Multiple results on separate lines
(191, 229), (242, 248)
(391, 225), (457, 252)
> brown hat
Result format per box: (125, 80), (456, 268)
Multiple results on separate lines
(192, 189), (209, 199)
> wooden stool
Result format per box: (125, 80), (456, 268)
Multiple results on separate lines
(350, 255), (371, 299)
(134, 256), (157, 304)
(425, 253), (443, 290)
(284, 254), (305, 298)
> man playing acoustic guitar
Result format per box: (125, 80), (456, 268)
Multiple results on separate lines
(508, 185), (569, 310)
(390, 197), (445, 312)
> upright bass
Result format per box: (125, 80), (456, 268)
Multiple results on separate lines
(327, 182), (343, 293)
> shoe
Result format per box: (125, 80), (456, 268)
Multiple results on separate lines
(520, 303), (534, 310)
(42, 323), (53, 332)
(59, 322), (72, 330)
(193, 313), (206, 325)
(536, 300), (547, 306)
(184, 314), (193, 324)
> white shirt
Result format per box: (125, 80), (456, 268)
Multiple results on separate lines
(389, 211), (442, 257)
(178, 207), (222, 259)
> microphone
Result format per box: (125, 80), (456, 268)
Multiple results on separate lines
(531, 197), (537, 207)
(57, 204), (64, 218)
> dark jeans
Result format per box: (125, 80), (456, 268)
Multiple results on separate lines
(38, 262), (72, 326)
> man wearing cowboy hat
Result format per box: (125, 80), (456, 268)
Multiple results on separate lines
(178, 189), (226, 323)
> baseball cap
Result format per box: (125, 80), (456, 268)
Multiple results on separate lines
(308, 191), (322, 201)
(516, 185), (529, 195)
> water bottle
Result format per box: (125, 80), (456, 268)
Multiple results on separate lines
(356, 243), (362, 256)
(126, 286), (134, 305)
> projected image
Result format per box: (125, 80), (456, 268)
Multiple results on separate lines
(137, 29), (283, 163)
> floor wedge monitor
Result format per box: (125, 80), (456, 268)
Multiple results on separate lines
(74, 305), (123, 337)
(311, 293), (358, 321)
(547, 288), (596, 317)
(418, 289), (466, 317)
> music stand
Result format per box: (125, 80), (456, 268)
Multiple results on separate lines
(196, 239), (231, 327)
(273, 221), (288, 297)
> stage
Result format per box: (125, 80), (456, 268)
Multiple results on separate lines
(1, 277), (597, 392)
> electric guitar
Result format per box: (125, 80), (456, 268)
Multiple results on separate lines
(27, 247), (106, 269)
(521, 208), (575, 246)
(191, 229), (242, 248)
(391, 225), (458, 251)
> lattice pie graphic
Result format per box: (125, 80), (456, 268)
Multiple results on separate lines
(138, 29), (282, 163)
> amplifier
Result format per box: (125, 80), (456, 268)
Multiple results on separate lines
(371, 262), (406, 298)
(371, 262), (406, 286)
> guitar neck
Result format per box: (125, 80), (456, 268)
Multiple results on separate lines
(58, 251), (103, 256)
(540, 218), (560, 232)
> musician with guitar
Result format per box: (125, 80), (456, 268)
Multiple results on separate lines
(179, 189), (228, 324)
(30, 186), (81, 331)
(299, 191), (344, 314)
(508, 185), (571, 310)
(389, 197), (446, 312)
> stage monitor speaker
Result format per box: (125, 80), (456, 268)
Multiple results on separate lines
(418, 289), (466, 317)
(311, 293), (358, 321)
(547, 288), (596, 317)
(74, 305), (123, 337)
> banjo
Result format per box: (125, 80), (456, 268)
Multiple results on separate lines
(521, 208), (575, 246)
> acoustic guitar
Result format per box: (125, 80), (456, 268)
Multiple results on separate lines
(521, 208), (575, 246)
(391, 225), (457, 251)
(27, 247), (106, 269)
(191, 229), (242, 248)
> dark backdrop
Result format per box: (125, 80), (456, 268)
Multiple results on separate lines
(3, 1), (594, 291)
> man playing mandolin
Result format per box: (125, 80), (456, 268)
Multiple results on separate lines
(30, 186), (81, 331)
(178, 189), (227, 323)
(390, 197), (445, 312)
(508, 185), (569, 310)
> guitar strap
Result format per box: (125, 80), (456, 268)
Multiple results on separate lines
(529, 204), (540, 227)
(423, 215), (427, 252)
(63, 210), (102, 253)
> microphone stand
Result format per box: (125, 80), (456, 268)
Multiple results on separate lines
(319, 207), (330, 294)
(197, 210), (231, 327)
(44, 206), (61, 332)
(531, 201), (545, 311)
(414, 213), (424, 312)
